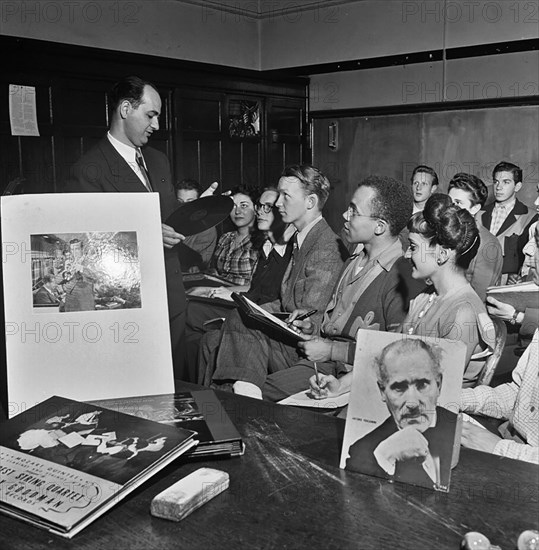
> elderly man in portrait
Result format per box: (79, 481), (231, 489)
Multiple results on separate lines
(345, 339), (458, 491)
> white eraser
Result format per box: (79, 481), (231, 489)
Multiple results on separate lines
(150, 468), (229, 522)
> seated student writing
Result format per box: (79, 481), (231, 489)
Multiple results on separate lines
(311, 194), (495, 398)
(260, 175), (420, 401)
(460, 222), (539, 465)
(203, 164), (347, 398)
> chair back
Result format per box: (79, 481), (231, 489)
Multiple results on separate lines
(477, 317), (507, 386)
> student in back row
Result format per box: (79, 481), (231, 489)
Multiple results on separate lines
(480, 161), (537, 284)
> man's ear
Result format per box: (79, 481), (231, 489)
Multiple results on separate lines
(515, 181), (522, 194)
(306, 193), (318, 211)
(374, 219), (388, 236)
(119, 100), (131, 119)
(377, 382), (387, 403)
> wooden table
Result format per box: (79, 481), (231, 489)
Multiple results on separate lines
(1, 385), (538, 549)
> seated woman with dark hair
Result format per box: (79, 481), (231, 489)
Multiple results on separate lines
(183, 188), (294, 382)
(311, 194), (495, 397)
(188, 185), (261, 296)
(448, 172), (503, 302)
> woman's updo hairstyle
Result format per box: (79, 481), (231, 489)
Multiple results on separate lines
(408, 193), (480, 269)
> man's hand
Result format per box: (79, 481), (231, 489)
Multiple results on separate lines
(374, 426), (429, 474)
(506, 273), (521, 285)
(298, 336), (332, 361)
(200, 182), (219, 198)
(461, 421), (500, 454)
(309, 373), (341, 399)
(162, 223), (185, 249)
(286, 309), (315, 334)
(486, 296), (516, 322)
(209, 287), (234, 301)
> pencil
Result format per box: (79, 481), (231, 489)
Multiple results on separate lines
(314, 362), (321, 388)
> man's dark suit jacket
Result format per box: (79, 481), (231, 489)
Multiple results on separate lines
(345, 406), (457, 491)
(64, 137), (185, 320)
(33, 286), (60, 306)
(480, 199), (538, 274)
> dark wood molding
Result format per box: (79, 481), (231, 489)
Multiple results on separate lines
(310, 94), (539, 120)
(264, 38), (539, 77)
(2, 36), (308, 97)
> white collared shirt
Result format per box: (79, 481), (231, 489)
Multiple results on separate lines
(107, 132), (150, 190)
(295, 215), (323, 249)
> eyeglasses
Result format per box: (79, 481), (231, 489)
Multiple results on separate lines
(345, 205), (382, 221)
(255, 203), (274, 214)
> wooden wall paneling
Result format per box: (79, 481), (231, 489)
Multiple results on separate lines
(199, 140), (223, 190)
(313, 115), (421, 232)
(2, 37), (307, 197)
(421, 105), (539, 202)
(313, 103), (539, 234)
(175, 90), (223, 188)
(223, 141), (242, 189)
(0, 135), (22, 193)
(241, 140), (262, 187)
(265, 97), (308, 185)
(0, 78), (54, 193)
(224, 94), (264, 189)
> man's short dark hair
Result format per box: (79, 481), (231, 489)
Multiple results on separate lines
(411, 165), (439, 188)
(374, 339), (443, 389)
(175, 178), (201, 195)
(108, 76), (159, 112)
(448, 172), (489, 208)
(281, 164), (331, 209)
(357, 175), (413, 236)
(492, 161), (522, 184)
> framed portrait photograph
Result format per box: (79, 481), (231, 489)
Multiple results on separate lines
(341, 330), (466, 493)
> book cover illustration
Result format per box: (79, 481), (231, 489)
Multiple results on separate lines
(31, 231), (141, 313)
(341, 330), (466, 493)
(0, 396), (196, 537)
(91, 390), (244, 457)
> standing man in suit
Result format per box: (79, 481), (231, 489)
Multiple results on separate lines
(209, 164), (347, 399)
(64, 76), (187, 377)
(345, 339), (457, 491)
(480, 161), (537, 283)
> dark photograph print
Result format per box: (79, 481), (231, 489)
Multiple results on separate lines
(30, 232), (142, 313)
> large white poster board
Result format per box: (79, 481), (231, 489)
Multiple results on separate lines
(1, 193), (174, 416)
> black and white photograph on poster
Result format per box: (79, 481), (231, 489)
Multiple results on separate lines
(341, 330), (466, 493)
(30, 232), (141, 313)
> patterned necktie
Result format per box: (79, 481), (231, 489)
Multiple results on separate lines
(135, 149), (153, 192)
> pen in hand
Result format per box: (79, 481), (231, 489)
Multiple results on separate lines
(287, 309), (317, 325)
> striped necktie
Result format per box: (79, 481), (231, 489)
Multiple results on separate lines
(135, 149), (153, 192)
